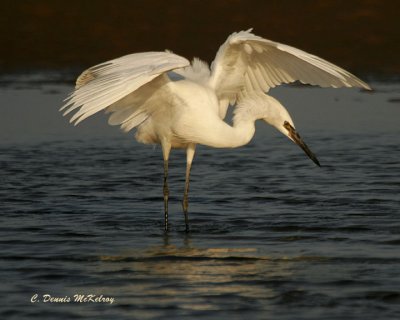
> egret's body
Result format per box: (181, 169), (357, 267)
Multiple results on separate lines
(61, 29), (370, 231)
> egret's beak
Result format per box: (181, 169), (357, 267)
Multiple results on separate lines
(283, 121), (321, 167)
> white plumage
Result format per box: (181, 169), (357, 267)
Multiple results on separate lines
(61, 29), (371, 231)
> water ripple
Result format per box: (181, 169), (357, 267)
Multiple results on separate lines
(1, 132), (400, 320)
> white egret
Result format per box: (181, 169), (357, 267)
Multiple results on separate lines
(61, 29), (371, 231)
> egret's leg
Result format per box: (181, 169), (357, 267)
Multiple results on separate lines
(162, 142), (171, 232)
(163, 160), (169, 231)
(182, 144), (196, 232)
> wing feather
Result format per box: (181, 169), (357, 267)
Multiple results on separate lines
(209, 29), (371, 103)
(253, 65), (269, 91)
(257, 63), (276, 88)
(61, 51), (189, 125)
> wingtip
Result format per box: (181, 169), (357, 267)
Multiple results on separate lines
(69, 117), (80, 126)
(362, 83), (373, 91)
(350, 74), (372, 91)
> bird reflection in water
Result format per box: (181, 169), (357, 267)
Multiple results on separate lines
(98, 234), (296, 315)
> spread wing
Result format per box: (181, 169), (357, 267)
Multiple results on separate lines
(209, 29), (371, 104)
(61, 51), (190, 125)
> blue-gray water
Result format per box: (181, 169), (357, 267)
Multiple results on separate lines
(1, 75), (399, 319)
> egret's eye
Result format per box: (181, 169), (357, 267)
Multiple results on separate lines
(283, 121), (291, 131)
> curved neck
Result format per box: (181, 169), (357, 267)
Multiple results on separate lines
(193, 94), (285, 149)
(221, 120), (256, 148)
(196, 114), (256, 149)
(206, 94), (280, 148)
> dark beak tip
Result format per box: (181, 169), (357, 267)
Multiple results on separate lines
(286, 124), (321, 168)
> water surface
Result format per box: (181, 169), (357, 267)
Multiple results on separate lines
(0, 77), (399, 319)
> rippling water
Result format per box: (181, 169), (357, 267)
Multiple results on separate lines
(1, 78), (400, 319)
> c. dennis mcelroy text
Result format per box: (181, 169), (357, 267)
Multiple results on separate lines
(31, 294), (115, 304)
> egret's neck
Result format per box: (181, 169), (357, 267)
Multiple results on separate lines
(192, 94), (288, 149)
(233, 94), (279, 126)
(203, 101), (265, 149)
(222, 94), (288, 148)
(198, 112), (256, 149)
(217, 103), (266, 148)
(225, 120), (256, 148)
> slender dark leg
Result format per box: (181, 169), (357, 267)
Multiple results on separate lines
(182, 144), (196, 232)
(163, 159), (169, 232)
(162, 142), (171, 232)
(182, 162), (191, 231)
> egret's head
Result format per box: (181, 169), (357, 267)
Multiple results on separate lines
(281, 120), (320, 167)
(261, 96), (321, 167)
